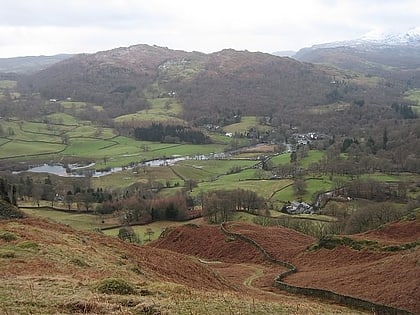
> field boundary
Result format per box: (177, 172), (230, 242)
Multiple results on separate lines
(220, 222), (414, 315)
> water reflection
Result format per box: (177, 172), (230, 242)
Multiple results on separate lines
(18, 152), (228, 178)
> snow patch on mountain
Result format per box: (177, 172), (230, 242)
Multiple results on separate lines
(310, 27), (420, 50)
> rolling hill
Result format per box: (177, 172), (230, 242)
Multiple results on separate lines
(18, 44), (406, 128)
(0, 216), (372, 314)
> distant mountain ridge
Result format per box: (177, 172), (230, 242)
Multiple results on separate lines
(11, 42), (414, 135)
(293, 27), (420, 81)
(298, 27), (420, 52)
(0, 54), (74, 74)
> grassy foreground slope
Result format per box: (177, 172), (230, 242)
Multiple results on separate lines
(0, 217), (365, 314)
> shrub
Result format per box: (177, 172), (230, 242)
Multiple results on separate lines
(0, 250), (16, 258)
(70, 257), (90, 267)
(118, 227), (141, 244)
(17, 241), (39, 251)
(96, 278), (136, 295)
(0, 231), (18, 242)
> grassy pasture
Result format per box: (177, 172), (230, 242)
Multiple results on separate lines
(171, 164), (216, 182)
(0, 138), (10, 146)
(45, 113), (79, 125)
(92, 169), (147, 190)
(269, 177), (333, 208)
(21, 120), (74, 133)
(67, 125), (115, 138)
(20, 208), (115, 231)
(222, 116), (272, 134)
(174, 159), (257, 179)
(270, 185), (295, 204)
(270, 153), (291, 165)
(0, 140), (65, 159)
(300, 150), (325, 168)
(195, 175), (293, 200)
(92, 167), (182, 190)
(304, 177), (333, 198)
(207, 133), (232, 145)
(63, 138), (117, 156)
(147, 143), (226, 157)
(114, 97), (184, 124)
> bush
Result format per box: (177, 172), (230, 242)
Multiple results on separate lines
(0, 231), (18, 242)
(118, 227), (141, 244)
(70, 257), (90, 267)
(17, 241), (39, 251)
(96, 278), (136, 295)
(0, 250), (16, 258)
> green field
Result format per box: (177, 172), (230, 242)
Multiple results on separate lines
(114, 97), (185, 124)
(173, 159), (257, 181)
(0, 140), (65, 159)
(20, 208), (114, 231)
(300, 150), (325, 168)
(45, 113), (79, 125)
(270, 153), (291, 165)
(269, 177), (332, 206)
(222, 116), (272, 134)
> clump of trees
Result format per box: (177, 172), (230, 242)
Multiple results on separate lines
(133, 123), (210, 144)
(202, 188), (265, 224)
(118, 226), (140, 243)
(98, 193), (192, 225)
(343, 202), (409, 234)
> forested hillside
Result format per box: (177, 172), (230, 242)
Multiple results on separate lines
(14, 44), (412, 133)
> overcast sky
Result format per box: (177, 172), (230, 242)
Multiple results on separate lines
(1, 0), (419, 58)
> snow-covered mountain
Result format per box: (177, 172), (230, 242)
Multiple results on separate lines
(293, 27), (420, 77)
(304, 27), (420, 51)
(361, 27), (420, 46)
